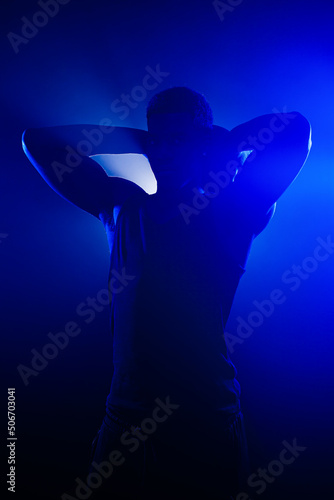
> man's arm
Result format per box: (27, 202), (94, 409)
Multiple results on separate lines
(22, 125), (148, 218)
(226, 111), (312, 214)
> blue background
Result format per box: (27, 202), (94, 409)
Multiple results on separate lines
(1, 0), (333, 498)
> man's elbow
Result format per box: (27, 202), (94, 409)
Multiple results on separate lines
(22, 127), (58, 165)
(291, 112), (312, 153)
(22, 128), (29, 151)
(22, 128), (34, 158)
(22, 128), (38, 156)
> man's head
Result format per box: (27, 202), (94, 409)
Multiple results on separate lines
(145, 87), (214, 192)
(147, 86), (213, 129)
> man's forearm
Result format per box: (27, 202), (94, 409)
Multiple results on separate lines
(228, 111), (309, 153)
(22, 124), (149, 164)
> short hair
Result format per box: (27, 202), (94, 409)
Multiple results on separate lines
(146, 86), (213, 130)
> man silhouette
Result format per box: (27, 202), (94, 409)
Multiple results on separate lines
(22, 86), (311, 499)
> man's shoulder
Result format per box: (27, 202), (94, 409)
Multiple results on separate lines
(210, 181), (276, 236)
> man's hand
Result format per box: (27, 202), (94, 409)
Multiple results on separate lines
(225, 112), (312, 213)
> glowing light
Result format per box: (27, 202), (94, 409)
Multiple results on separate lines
(90, 153), (157, 194)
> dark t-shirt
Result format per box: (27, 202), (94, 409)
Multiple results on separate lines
(101, 179), (272, 425)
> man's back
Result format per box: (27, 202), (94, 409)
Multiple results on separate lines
(103, 178), (272, 425)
